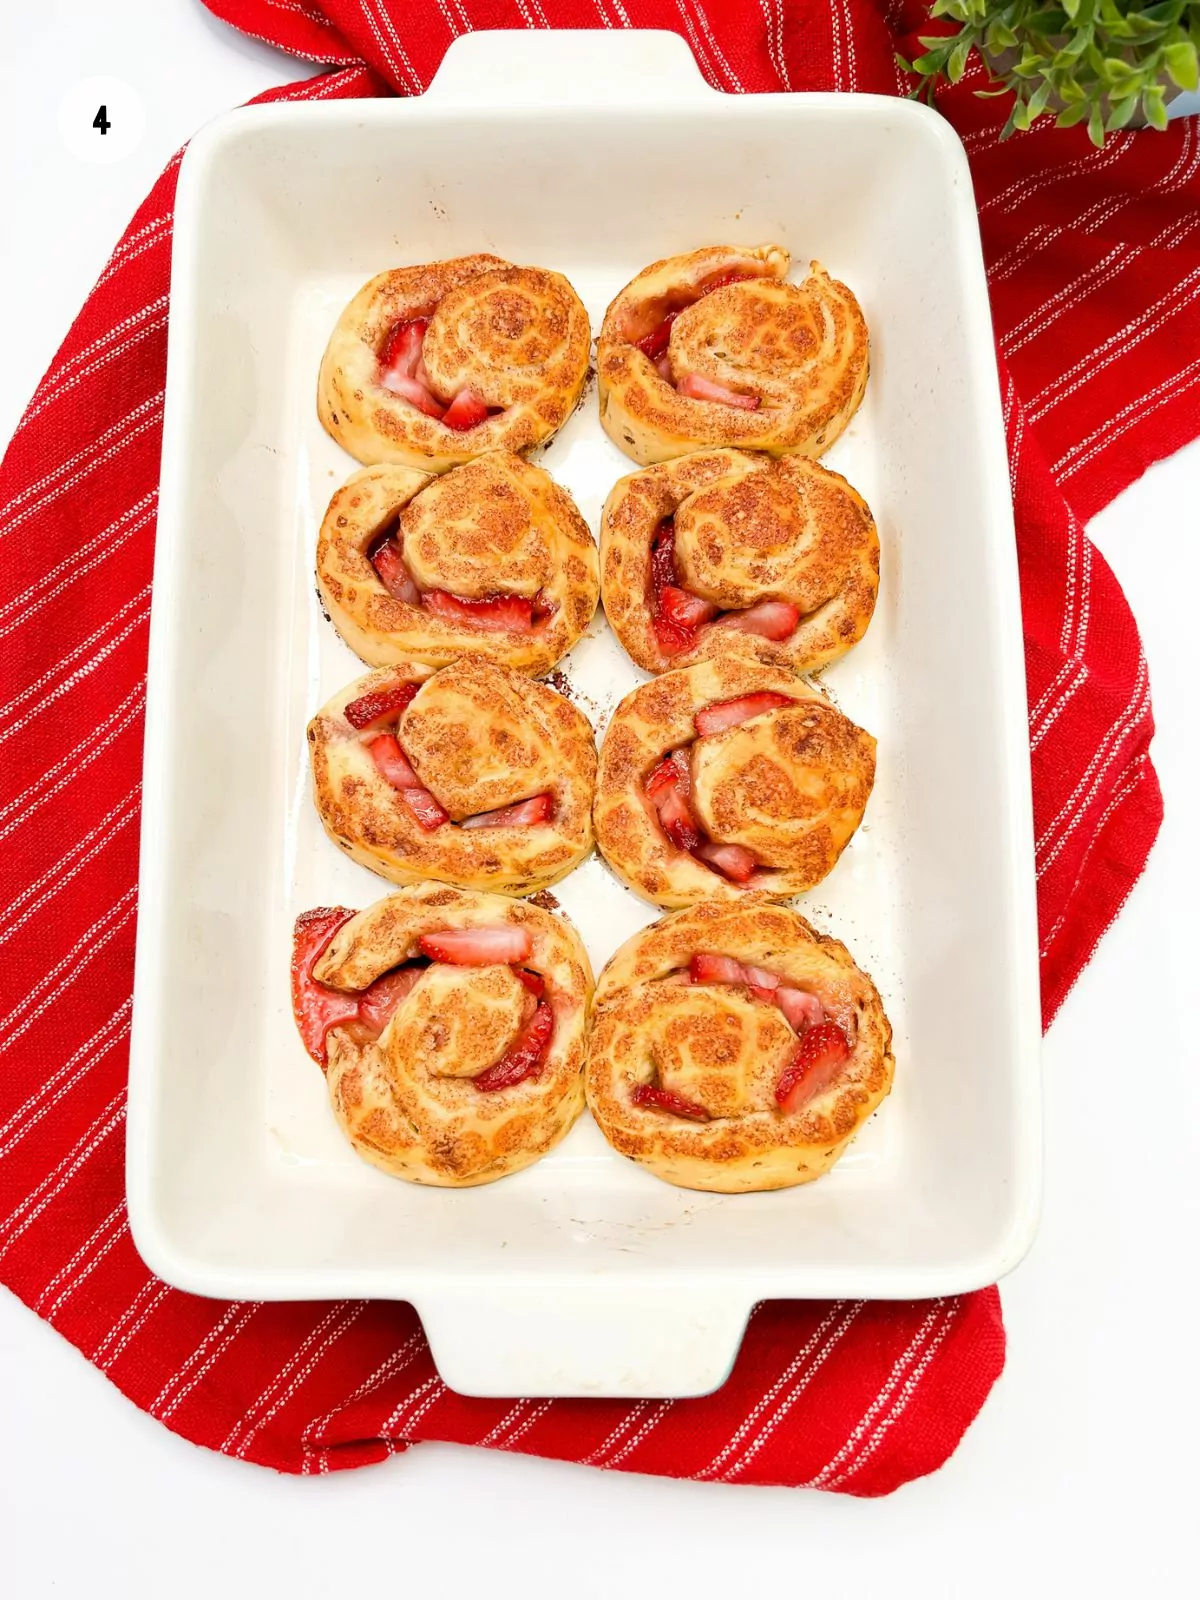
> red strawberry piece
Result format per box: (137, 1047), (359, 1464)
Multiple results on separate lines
(775, 1021), (851, 1113)
(383, 371), (447, 419)
(629, 1084), (712, 1122)
(694, 691), (793, 738)
(459, 793), (554, 830)
(741, 964), (780, 991)
(344, 681), (419, 730)
(661, 586), (719, 629)
(645, 752), (688, 801)
(514, 969), (545, 998)
(694, 841), (758, 883)
(290, 907), (359, 1067)
(419, 925), (533, 965)
(531, 591), (554, 623)
(379, 318), (428, 381)
(677, 372), (760, 410)
(357, 964), (426, 1034)
(441, 387), (491, 432)
(650, 520), (677, 595)
(368, 735), (449, 830)
(652, 614), (697, 657)
(689, 952), (748, 986)
(657, 785), (702, 853)
(718, 599), (801, 641)
(698, 269), (757, 294)
(423, 589), (534, 632)
(371, 538), (421, 605)
(777, 986), (825, 1033)
(654, 351), (674, 382)
(403, 787), (451, 831)
(472, 1001), (554, 1092)
(368, 733), (420, 789)
(635, 308), (680, 359)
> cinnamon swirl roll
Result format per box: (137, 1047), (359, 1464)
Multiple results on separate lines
(597, 245), (869, 466)
(318, 255), (591, 472)
(291, 885), (593, 1186)
(601, 448), (879, 673)
(316, 453), (599, 675)
(309, 659), (596, 897)
(593, 650), (875, 907)
(585, 900), (893, 1193)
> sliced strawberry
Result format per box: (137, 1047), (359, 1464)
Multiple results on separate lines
(635, 308), (680, 360)
(459, 793), (554, 830)
(379, 318), (428, 382)
(423, 589), (534, 633)
(697, 269), (757, 294)
(657, 785), (702, 853)
(368, 733), (421, 789)
(419, 925), (533, 965)
(368, 735), (449, 830)
(654, 351), (674, 382)
(441, 387), (491, 432)
(403, 787), (451, 830)
(650, 520), (677, 595)
(645, 752), (688, 800)
(531, 590), (554, 624)
(290, 907), (359, 1067)
(694, 841), (758, 883)
(357, 963), (426, 1034)
(775, 1022), (851, 1114)
(344, 681), (419, 730)
(677, 373), (761, 410)
(741, 964), (780, 992)
(661, 586), (719, 629)
(689, 952), (747, 986)
(383, 371), (447, 419)
(718, 599), (801, 641)
(629, 1084), (712, 1122)
(473, 1001), (554, 1093)
(777, 987), (825, 1033)
(652, 614), (697, 657)
(694, 691), (793, 738)
(371, 538), (421, 605)
(515, 969), (545, 998)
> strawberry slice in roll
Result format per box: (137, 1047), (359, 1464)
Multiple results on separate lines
(290, 884), (593, 1187)
(586, 901), (893, 1194)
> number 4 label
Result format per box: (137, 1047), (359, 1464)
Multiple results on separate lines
(93, 105), (111, 136)
(58, 77), (144, 164)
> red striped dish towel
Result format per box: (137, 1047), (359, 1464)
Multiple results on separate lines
(0, 0), (1188, 1494)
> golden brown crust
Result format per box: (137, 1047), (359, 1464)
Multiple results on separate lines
(309, 660), (597, 896)
(596, 245), (869, 466)
(317, 885), (593, 1186)
(316, 456), (598, 674)
(586, 900), (893, 1192)
(593, 650), (875, 907)
(318, 256), (591, 471)
(600, 449), (879, 674)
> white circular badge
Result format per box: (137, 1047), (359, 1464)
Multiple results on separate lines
(58, 76), (146, 165)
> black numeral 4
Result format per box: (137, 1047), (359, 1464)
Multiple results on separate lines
(93, 104), (111, 136)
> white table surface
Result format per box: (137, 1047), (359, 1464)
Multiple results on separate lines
(2, 5), (1197, 1594)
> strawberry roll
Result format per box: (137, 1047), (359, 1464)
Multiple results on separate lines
(318, 254), (591, 472)
(597, 244), (869, 467)
(292, 886), (592, 1186)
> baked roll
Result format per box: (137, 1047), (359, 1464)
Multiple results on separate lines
(601, 448), (879, 673)
(318, 255), (591, 472)
(585, 900), (893, 1193)
(597, 244), (868, 466)
(593, 650), (875, 907)
(291, 885), (593, 1186)
(309, 659), (596, 897)
(317, 454), (598, 675)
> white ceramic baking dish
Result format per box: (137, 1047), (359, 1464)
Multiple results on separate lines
(127, 29), (1042, 1398)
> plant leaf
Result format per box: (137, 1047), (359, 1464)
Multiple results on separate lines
(1164, 39), (1200, 91)
(949, 36), (973, 81)
(1026, 79), (1054, 119)
(1106, 93), (1140, 130)
(1055, 99), (1091, 127)
(1087, 102), (1106, 146)
(1143, 85), (1170, 130)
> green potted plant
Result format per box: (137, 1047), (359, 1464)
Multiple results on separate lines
(903, 0), (1200, 145)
